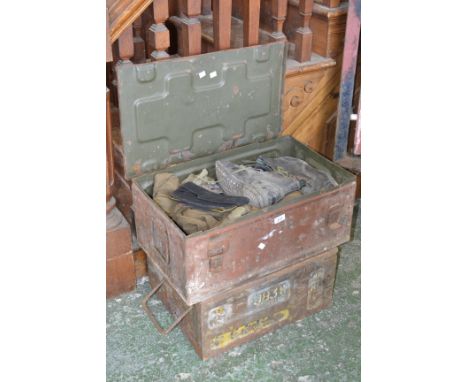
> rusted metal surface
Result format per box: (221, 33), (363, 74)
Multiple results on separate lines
(146, 247), (338, 359)
(117, 39), (356, 306)
(333, 0), (360, 161)
(132, 136), (355, 305)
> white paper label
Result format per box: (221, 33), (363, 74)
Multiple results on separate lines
(198, 70), (206, 79)
(209, 70), (217, 79)
(258, 242), (266, 250)
(274, 214), (285, 224)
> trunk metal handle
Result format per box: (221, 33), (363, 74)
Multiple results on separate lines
(142, 281), (192, 335)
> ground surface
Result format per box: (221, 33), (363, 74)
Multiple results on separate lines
(107, 202), (360, 382)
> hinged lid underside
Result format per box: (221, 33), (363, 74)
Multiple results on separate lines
(117, 42), (286, 179)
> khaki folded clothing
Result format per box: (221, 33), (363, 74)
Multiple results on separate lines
(153, 172), (252, 234)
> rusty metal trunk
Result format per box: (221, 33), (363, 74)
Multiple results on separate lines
(133, 135), (355, 305)
(145, 247), (338, 360)
(116, 41), (355, 305)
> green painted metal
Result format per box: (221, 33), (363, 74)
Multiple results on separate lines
(116, 42), (287, 180)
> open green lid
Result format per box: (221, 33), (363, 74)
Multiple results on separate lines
(116, 41), (286, 179)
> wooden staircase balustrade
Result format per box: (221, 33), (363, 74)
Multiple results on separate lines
(212, 0), (232, 50)
(293, 0), (313, 62)
(170, 0), (202, 56)
(108, 0), (154, 42)
(149, 0), (171, 60)
(133, 16), (147, 62)
(243, 0), (261, 46)
(271, 0), (288, 41)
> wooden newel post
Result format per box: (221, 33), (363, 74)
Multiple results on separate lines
(243, 0), (260, 46)
(294, 0), (313, 62)
(149, 0), (171, 60)
(271, 0), (288, 41)
(213, 0), (232, 50)
(118, 25), (135, 61)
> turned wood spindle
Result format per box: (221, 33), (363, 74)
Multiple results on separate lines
(118, 25), (134, 61)
(133, 16), (146, 62)
(213, 0), (232, 50)
(271, 0), (288, 41)
(243, 0), (260, 46)
(149, 0), (171, 60)
(294, 0), (313, 62)
(175, 0), (202, 56)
